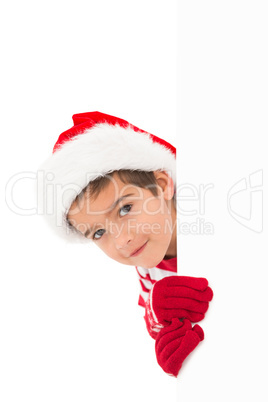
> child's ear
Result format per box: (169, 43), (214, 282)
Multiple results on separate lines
(154, 171), (175, 201)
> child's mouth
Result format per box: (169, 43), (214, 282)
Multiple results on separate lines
(130, 241), (148, 257)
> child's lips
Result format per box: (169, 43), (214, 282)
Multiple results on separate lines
(130, 241), (148, 257)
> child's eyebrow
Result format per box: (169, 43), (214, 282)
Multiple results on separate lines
(108, 193), (135, 213)
(83, 193), (135, 238)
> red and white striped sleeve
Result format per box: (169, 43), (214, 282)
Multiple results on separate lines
(136, 257), (177, 307)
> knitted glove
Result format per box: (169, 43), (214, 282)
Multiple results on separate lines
(155, 318), (204, 377)
(145, 276), (213, 338)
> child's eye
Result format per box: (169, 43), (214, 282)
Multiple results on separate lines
(119, 204), (132, 217)
(93, 229), (105, 240)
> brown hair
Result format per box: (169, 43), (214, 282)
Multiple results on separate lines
(83, 170), (160, 202)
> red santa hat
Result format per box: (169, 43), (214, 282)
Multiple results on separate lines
(38, 111), (176, 242)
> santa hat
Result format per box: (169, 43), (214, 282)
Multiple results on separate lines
(38, 111), (176, 243)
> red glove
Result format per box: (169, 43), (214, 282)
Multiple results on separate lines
(145, 276), (213, 338)
(155, 318), (204, 377)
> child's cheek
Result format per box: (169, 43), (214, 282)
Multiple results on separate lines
(100, 238), (119, 260)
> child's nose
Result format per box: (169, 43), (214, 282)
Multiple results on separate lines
(114, 237), (132, 251)
(113, 223), (134, 250)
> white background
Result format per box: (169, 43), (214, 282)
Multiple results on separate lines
(178, 1), (267, 400)
(1, 1), (267, 401)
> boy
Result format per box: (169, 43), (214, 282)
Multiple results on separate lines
(39, 111), (213, 377)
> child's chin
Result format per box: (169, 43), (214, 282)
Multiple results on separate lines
(141, 257), (163, 269)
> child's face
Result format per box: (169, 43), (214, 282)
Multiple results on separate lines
(67, 172), (177, 268)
